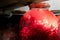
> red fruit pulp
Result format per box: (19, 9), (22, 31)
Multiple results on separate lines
(57, 15), (60, 40)
(19, 8), (58, 40)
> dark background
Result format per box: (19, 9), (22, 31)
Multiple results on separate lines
(0, 15), (23, 40)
